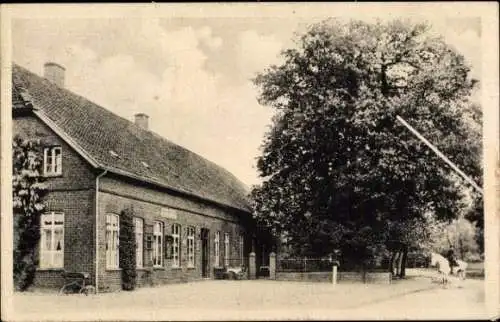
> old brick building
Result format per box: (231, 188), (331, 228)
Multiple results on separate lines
(12, 62), (260, 292)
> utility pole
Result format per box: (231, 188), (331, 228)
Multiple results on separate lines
(396, 115), (483, 195)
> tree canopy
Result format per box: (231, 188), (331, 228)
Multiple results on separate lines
(251, 19), (482, 268)
(428, 217), (480, 262)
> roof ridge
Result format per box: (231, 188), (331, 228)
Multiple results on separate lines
(12, 62), (251, 212)
(13, 62), (248, 192)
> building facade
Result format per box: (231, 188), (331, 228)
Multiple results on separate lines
(12, 62), (258, 292)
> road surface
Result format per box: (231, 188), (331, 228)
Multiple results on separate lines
(5, 275), (492, 321)
(359, 278), (489, 320)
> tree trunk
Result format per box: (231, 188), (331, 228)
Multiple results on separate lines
(399, 247), (408, 279)
(396, 252), (403, 277)
(392, 251), (402, 278)
(389, 251), (397, 276)
(459, 237), (465, 259)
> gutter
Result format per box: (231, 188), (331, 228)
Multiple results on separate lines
(102, 164), (252, 213)
(95, 169), (108, 293)
(33, 107), (251, 213)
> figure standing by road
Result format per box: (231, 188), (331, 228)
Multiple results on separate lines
(446, 249), (459, 275)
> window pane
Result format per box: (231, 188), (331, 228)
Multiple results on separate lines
(114, 228), (119, 267)
(43, 149), (48, 173)
(136, 234), (143, 267)
(224, 233), (229, 266)
(156, 239), (161, 265)
(44, 229), (52, 250)
(54, 228), (63, 251)
(106, 214), (119, 268)
(214, 231), (220, 267)
(45, 152), (53, 173)
(240, 235), (244, 265)
(115, 231), (119, 250)
(54, 148), (62, 173)
(105, 231), (110, 250)
(171, 224), (180, 267)
(54, 251), (64, 268)
(187, 227), (194, 267)
(135, 218), (143, 231)
(39, 212), (64, 268)
(135, 218), (143, 267)
(41, 214), (51, 227)
(153, 222), (163, 266)
(54, 213), (64, 225)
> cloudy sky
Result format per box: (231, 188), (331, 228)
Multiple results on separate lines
(10, 4), (484, 187)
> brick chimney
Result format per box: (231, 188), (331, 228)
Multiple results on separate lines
(134, 113), (149, 130)
(44, 62), (65, 87)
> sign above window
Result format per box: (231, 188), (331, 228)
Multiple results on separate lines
(161, 207), (177, 220)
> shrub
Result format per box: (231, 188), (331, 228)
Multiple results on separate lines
(12, 135), (47, 291)
(119, 206), (136, 291)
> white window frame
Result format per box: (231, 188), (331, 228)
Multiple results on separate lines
(172, 224), (181, 268)
(152, 221), (164, 267)
(106, 214), (119, 269)
(134, 218), (144, 268)
(43, 146), (62, 176)
(239, 234), (244, 266)
(214, 231), (220, 267)
(40, 212), (64, 269)
(224, 233), (230, 267)
(187, 226), (195, 268)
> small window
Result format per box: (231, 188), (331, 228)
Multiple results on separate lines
(43, 146), (62, 176)
(224, 233), (230, 267)
(187, 226), (195, 268)
(40, 212), (64, 269)
(134, 218), (144, 268)
(239, 234), (244, 266)
(214, 231), (220, 267)
(152, 221), (164, 267)
(171, 224), (181, 268)
(106, 214), (119, 269)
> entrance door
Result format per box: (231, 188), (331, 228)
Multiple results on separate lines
(201, 228), (210, 278)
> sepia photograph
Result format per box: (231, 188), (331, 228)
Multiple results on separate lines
(1, 3), (499, 321)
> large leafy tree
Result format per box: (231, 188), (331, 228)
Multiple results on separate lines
(429, 217), (480, 261)
(251, 19), (482, 276)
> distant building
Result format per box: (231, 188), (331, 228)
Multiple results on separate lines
(12, 62), (263, 292)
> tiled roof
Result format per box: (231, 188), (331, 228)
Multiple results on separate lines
(12, 63), (251, 212)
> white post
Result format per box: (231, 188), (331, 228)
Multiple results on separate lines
(332, 265), (337, 285)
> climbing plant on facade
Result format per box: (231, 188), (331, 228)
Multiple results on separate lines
(119, 206), (137, 290)
(12, 134), (47, 291)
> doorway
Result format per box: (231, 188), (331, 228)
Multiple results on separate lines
(201, 228), (210, 278)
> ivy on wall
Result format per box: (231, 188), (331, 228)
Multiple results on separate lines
(12, 135), (47, 291)
(119, 206), (137, 290)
